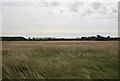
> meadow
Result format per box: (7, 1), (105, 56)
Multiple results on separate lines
(2, 41), (118, 79)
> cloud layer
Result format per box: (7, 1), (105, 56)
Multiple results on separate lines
(1, 0), (118, 37)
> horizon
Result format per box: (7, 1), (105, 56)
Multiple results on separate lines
(0, 34), (119, 39)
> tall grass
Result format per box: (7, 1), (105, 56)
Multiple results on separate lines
(2, 41), (118, 79)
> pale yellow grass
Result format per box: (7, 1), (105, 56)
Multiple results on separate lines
(2, 41), (118, 79)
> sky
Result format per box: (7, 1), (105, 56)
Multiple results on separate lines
(0, 0), (119, 38)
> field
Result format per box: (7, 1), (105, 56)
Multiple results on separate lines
(2, 41), (118, 79)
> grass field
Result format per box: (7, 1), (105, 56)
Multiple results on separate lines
(2, 41), (118, 79)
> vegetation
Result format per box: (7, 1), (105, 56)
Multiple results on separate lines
(1, 35), (120, 41)
(2, 41), (118, 79)
(28, 35), (120, 41)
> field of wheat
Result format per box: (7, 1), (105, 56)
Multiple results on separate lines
(2, 41), (118, 79)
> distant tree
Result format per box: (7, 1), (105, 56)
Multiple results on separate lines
(89, 36), (96, 40)
(97, 35), (102, 38)
(81, 37), (86, 40)
(96, 35), (104, 41)
(107, 36), (110, 40)
(28, 37), (31, 40)
(32, 37), (35, 40)
(107, 36), (110, 39)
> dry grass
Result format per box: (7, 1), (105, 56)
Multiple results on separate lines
(2, 41), (118, 79)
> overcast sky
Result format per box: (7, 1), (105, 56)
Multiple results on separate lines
(0, 0), (119, 38)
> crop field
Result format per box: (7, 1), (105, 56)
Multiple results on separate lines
(2, 41), (118, 79)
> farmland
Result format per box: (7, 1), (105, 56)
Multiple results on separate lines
(2, 41), (118, 79)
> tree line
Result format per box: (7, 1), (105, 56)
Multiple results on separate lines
(1, 35), (120, 41)
(28, 35), (120, 41)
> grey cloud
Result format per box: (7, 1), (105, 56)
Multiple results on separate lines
(59, 10), (63, 14)
(99, 7), (107, 14)
(41, 1), (60, 7)
(80, 13), (86, 16)
(69, 2), (83, 13)
(86, 9), (94, 14)
(2, 2), (33, 6)
(48, 11), (53, 15)
(79, 9), (93, 17)
(95, 6), (107, 15)
(112, 8), (117, 13)
(91, 3), (107, 15)
(2, 2), (18, 6)
(2, 2), (60, 7)
(101, 6), (106, 12)
(51, 1), (60, 7)
(42, 2), (50, 7)
(92, 2), (102, 10)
